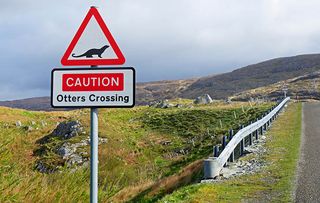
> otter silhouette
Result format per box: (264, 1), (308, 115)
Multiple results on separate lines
(72, 45), (109, 58)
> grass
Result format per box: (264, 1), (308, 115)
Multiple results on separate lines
(0, 101), (273, 202)
(159, 102), (302, 202)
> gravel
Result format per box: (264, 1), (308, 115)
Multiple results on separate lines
(201, 135), (268, 183)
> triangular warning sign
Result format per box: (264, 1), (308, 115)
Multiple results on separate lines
(61, 7), (125, 66)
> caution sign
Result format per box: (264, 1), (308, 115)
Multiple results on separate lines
(61, 7), (125, 66)
(51, 68), (135, 108)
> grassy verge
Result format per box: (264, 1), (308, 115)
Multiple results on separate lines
(159, 102), (302, 202)
(0, 101), (273, 202)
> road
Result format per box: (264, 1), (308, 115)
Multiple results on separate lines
(295, 103), (320, 202)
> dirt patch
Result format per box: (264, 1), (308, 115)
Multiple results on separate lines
(112, 159), (203, 202)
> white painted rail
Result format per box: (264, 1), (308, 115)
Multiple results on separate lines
(204, 97), (290, 178)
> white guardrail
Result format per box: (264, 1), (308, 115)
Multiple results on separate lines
(204, 97), (290, 178)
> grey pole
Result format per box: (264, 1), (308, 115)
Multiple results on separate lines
(90, 65), (99, 203)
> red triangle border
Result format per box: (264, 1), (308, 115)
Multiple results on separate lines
(61, 7), (126, 66)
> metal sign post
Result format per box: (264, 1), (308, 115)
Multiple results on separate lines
(90, 107), (99, 203)
(90, 65), (99, 203)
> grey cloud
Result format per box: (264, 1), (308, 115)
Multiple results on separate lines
(1, 0), (320, 100)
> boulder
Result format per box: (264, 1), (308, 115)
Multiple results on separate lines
(194, 94), (213, 104)
(15, 121), (22, 127)
(41, 121), (47, 127)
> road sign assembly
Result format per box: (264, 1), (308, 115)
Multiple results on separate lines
(51, 68), (135, 108)
(52, 6), (135, 203)
(61, 7), (125, 66)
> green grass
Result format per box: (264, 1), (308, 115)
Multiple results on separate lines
(159, 102), (302, 202)
(0, 101), (273, 202)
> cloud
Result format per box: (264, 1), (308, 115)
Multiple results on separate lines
(1, 0), (320, 100)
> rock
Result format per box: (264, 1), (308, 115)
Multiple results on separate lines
(163, 152), (180, 159)
(99, 138), (108, 144)
(66, 154), (85, 167)
(35, 162), (56, 174)
(57, 143), (75, 159)
(84, 137), (108, 145)
(194, 94), (213, 104)
(225, 98), (232, 104)
(27, 126), (33, 131)
(149, 100), (174, 108)
(41, 121), (47, 127)
(160, 140), (172, 146)
(51, 121), (83, 139)
(16, 121), (22, 127)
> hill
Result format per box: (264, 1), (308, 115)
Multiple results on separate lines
(181, 54), (320, 99)
(136, 78), (197, 105)
(0, 97), (53, 111)
(232, 71), (320, 101)
(1, 54), (320, 110)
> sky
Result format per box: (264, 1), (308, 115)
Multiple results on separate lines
(1, 0), (320, 100)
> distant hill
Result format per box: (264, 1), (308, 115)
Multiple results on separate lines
(136, 78), (197, 105)
(2, 54), (320, 110)
(232, 71), (320, 101)
(181, 54), (320, 99)
(0, 97), (52, 111)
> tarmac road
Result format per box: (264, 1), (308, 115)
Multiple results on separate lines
(295, 103), (320, 203)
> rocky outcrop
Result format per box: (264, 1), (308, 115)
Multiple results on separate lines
(149, 100), (174, 108)
(34, 120), (107, 173)
(51, 121), (83, 140)
(149, 100), (187, 109)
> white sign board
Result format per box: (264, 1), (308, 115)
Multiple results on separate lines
(51, 68), (135, 108)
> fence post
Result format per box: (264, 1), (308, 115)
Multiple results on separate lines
(256, 118), (259, 139)
(214, 145), (219, 157)
(222, 136), (227, 149)
(228, 129), (234, 162)
(240, 139), (245, 155)
(250, 122), (254, 145)
(229, 129), (234, 139)
(229, 150), (235, 162)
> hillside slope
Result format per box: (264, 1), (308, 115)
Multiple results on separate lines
(232, 71), (320, 101)
(0, 97), (52, 111)
(181, 54), (320, 99)
(136, 78), (197, 105)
